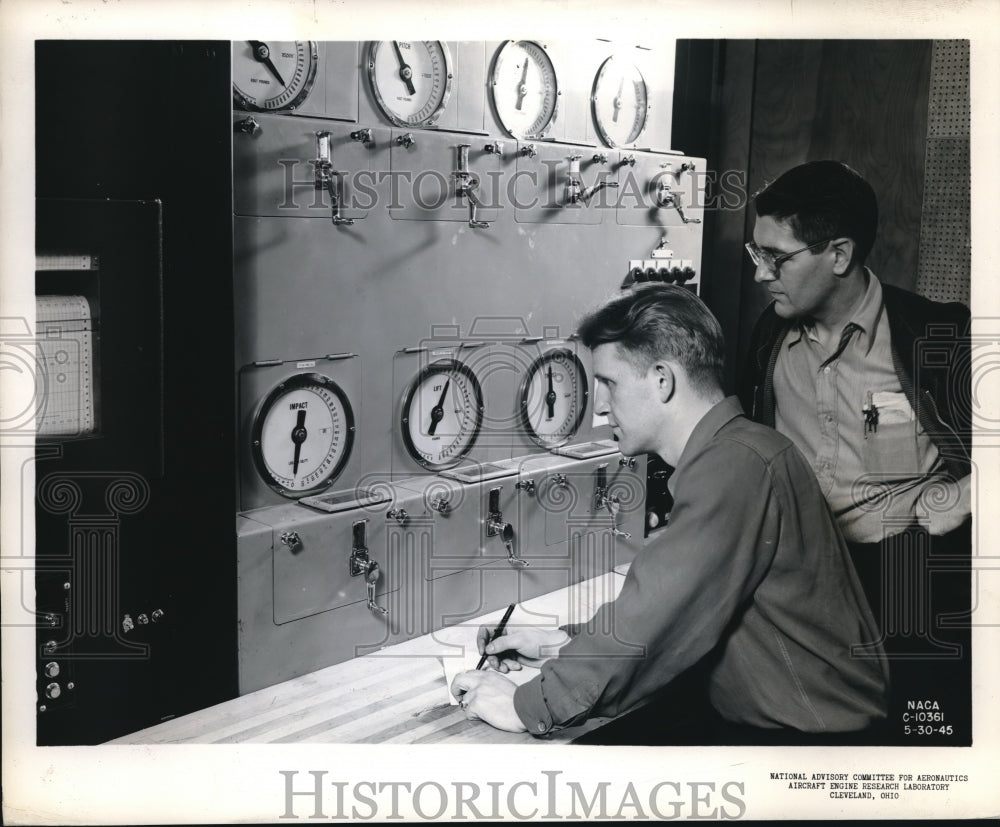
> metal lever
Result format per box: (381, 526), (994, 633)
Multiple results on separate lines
(349, 519), (389, 616)
(486, 487), (528, 567)
(315, 131), (355, 226)
(593, 463), (632, 539)
(656, 182), (701, 224)
(455, 144), (491, 229)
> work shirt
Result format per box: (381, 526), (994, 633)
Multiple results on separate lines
(513, 397), (889, 736)
(773, 272), (944, 543)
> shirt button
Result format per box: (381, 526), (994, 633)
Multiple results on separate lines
(537, 722), (546, 732)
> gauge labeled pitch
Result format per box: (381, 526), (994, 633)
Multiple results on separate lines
(490, 40), (559, 139)
(233, 40), (318, 111)
(400, 360), (484, 470)
(251, 373), (355, 497)
(592, 55), (649, 148)
(519, 349), (589, 449)
(367, 41), (453, 127)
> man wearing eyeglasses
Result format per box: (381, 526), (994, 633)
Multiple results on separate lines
(738, 160), (971, 740)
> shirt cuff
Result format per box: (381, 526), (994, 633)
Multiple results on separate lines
(513, 675), (555, 737)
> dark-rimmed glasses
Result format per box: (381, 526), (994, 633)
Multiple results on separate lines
(744, 238), (833, 274)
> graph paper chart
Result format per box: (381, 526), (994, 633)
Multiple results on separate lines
(36, 294), (95, 437)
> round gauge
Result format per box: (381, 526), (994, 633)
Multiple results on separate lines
(251, 373), (355, 497)
(490, 40), (560, 140)
(400, 360), (484, 470)
(233, 40), (318, 112)
(519, 349), (589, 449)
(592, 56), (649, 148)
(367, 41), (453, 127)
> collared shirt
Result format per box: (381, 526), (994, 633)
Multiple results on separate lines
(773, 272), (944, 543)
(513, 397), (889, 736)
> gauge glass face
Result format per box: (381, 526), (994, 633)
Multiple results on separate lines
(233, 40), (318, 111)
(520, 349), (588, 449)
(592, 56), (649, 148)
(252, 374), (354, 496)
(401, 360), (483, 470)
(490, 40), (559, 139)
(368, 41), (452, 127)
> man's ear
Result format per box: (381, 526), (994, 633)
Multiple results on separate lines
(829, 237), (855, 276)
(652, 362), (675, 403)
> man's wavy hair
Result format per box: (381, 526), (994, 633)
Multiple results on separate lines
(753, 160), (878, 268)
(577, 283), (725, 397)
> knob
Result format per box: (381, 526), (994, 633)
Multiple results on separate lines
(387, 508), (409, 526)
(515, 479), (536, 495)
(396, 132), (415, 148)
(42, 640), (57, 655)
(44, 662), (60, 678)
(484, 141), (504, 157)
(670, 266), (683, 282)
(45, 682), (61, 699)
(122, 614), (134, 634)
(645, 267), (658, 280)
(151, 608), (165, 623)
(519, 143), (537, 158)
(137, 613), (150, 625)
(430, 497), (451, 515)
(631, 266), (646, 282)
(593, 153), (608, 164)
(680, 266), (696, 283)
(351, 128), (373, 144)
(280, 531), (302, 550)
(236, 116), (261, 135)
(619, 154), (636, 168)
(658, 267), (672, 282)
(619, 456), (637, 469)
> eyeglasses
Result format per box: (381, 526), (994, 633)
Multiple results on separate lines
(744, 238), (833, 274)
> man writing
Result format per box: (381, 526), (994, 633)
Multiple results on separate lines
(738, 161), (971, 732)
(452, 284), (888, 740)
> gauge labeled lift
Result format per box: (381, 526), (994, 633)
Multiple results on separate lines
(591, 55), (650, 148)
(233, 40), (318, 111)
(250, 373), (355, 497)
(489, 40), (560, 140)
(367, 41), (453, 127)
(518, 348), (589, 449)
(400, 359), (484, 471)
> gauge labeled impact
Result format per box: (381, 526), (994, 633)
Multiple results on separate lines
(519, 349), (589, 449)
(592, 55), (649, 148)
(400, 360), (484, 470)
(368, 41), (453, 127)
(490, 40), (559, 140)
(251, 373), (355, 497)
(233, 40), (318, 111)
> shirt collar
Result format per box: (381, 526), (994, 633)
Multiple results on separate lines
(667, 396), (744, 499)
(784, 268), (884, 356)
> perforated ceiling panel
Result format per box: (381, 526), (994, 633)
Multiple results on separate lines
(916, 40), (970, 305)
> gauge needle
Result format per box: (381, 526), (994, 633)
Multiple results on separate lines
(291, 409), (307, 475)
(392, 41), (417, 96)
(515, 58), (530, 111)
(612, 77), (624, 123)
(428, 378), (450, 436)
(545, 366), (557, 420)
(248, 40), (287, 88)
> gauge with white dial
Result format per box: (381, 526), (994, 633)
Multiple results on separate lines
(233, 40), (318, 111)
(367, 41), (453, 127)
(519, 349), (589, 449)
(490, 40), (559, 140)
(592, 55), (649, 148)
(400, 360), (484, 470)
(251, 373), (355, 497)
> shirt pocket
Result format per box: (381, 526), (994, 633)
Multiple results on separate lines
(862, 391), (920, 474)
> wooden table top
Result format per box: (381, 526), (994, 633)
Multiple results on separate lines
(108, 570), (627, 745)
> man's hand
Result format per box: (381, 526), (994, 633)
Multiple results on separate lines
(450, 670), (526, 732)
(919, 474), (971, 536)
(477, 625), (571, 673)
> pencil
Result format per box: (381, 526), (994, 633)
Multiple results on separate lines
(476, 603), (516, 670)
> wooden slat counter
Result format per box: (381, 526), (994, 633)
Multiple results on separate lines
(108, 570), (627, 745)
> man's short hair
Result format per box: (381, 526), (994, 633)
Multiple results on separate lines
(753, 160), (878, 266)
(577, 283), (725, 395)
